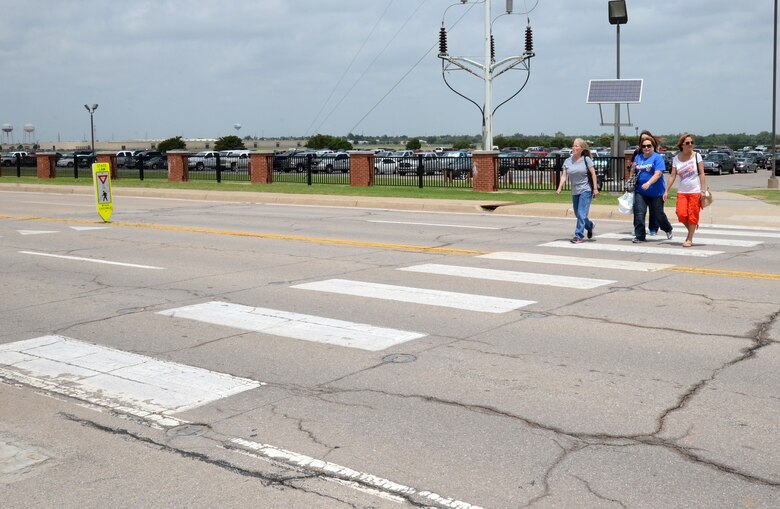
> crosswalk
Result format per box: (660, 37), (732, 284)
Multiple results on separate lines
(1, 221), (774, 508)
(154, 224), (773, 351)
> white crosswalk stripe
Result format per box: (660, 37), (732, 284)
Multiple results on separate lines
(690, 227), (780, 239)
(0, 335), (261, 426)
(596, 232), (762, 247)
(479, 252), (673, 272)
(158, 301), (426, 351)
(539, 240), (724, 257)
(399, 263), (615, 289)
(292, 278), (535, 313)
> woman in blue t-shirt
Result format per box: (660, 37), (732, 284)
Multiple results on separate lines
(630, 137), (673, 242)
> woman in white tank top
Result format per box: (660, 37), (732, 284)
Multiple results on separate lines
(665, 133), (706, 247)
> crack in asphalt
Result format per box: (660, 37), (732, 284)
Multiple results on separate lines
(60, 413), (365, 509)
(324, 386), (780, 488)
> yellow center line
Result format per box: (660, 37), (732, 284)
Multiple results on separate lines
(661, 266), (780, 281)
(0, 214), (485, 256)
(3, 214), (780, 280)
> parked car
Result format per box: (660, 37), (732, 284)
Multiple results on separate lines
(397, 152), (442, 176)
(128, 150), (163, 169)
(220, 149), (250, 171)
(702, 152), (736, 175)
(116, 150), (138, 168)
(188, 151), (220, 170)
(443, 150), (472, 179)
(145, 155), (168, 169)
(72, 150), (95, 168)
(313, 151), (349, 173)
(282, 150), (319, 172)
(2, 151), (37, 166)
(746, 151), (768, 169)
(374, 156), (400, 175)
(56, 154), (75, 167)
(735, 155), (758, 173)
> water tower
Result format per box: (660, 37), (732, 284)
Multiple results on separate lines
(23, 123), (35, 145)
(2, 123), (13, 144)
(233, 123), (241, 135)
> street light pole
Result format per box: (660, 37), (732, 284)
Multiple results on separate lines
(608, 0), (628, 157)
(84, 104), (98, 164)
(770, 0), (778, 188)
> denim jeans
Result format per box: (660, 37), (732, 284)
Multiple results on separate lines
(572, 191), (594, 239)
(633, 193), (672, 240)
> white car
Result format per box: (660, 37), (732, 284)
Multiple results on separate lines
(188, 151), (220, 170)
(374, 157), (399, 175)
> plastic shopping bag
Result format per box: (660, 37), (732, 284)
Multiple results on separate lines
(617, 192), (634, 215)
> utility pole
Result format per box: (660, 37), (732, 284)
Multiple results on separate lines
(438, 0), (534, 151)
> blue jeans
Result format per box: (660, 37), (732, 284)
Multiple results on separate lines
(633, 193), (672, 240)
(572, 191), (594, 239)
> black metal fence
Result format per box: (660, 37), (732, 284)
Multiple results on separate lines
(497, 154), (625, 193)
(372, 153), (473, 188)
(2, 152), (629, 192)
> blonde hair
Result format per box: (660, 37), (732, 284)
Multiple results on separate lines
(573, 138), (592, 158)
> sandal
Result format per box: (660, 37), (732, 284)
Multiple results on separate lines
(682, 241), (692, 248)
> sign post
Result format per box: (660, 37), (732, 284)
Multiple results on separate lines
(92, 162), (113, 222)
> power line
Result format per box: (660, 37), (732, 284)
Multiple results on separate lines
(304, 0), (396, 137)
(315, 0), (430, 136)
(348, 2), (475, 135)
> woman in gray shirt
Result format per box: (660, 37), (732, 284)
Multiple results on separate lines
(556, 138), (600, 243)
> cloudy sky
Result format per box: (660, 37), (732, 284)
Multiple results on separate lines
(0, 0), (774, 143)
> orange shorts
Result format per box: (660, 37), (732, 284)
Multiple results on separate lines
(676, 192), (701, 226)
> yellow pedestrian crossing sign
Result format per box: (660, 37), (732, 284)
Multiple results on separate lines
(92, 162), (113, 222)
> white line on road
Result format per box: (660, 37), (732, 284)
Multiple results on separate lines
(70, 226), (110, 231)
(597, 233), (762, 247)
(20, 251), (165, 270)
(230, 437), (483, 509)
(157, 301), (426, 351)
(292, 278), (535, 313)
(539, 240), (724, 257)
(0, 335), (261, 426)
(691, 227), (780, 239)
(367, 219), (500, 230)
(17, 230), (58, 235)
(479, 251), (674, 271)
(399, 263), (615, 289)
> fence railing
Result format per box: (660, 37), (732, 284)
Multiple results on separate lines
(3, 152), (630, 192)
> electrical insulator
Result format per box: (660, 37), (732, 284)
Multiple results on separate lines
(490, 35), (495, 60)
(525, 25), (533, 53)
(439, 26), (448, 55)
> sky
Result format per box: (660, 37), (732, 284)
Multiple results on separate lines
(0, 0), (775, 143)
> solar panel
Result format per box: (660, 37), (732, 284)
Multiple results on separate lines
(586, 79), (642, 103)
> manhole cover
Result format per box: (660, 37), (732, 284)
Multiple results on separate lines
(382, 353), (417, 364)
(165, 424), (209, 437)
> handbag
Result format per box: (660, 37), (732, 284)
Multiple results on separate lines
(624, 171), (637, 192)
(585, 156), (603, 192)
(701, 188), (713, 208)
(617, 192), (634, 214)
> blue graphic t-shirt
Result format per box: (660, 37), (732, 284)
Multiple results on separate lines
(632, 152), (666, 197)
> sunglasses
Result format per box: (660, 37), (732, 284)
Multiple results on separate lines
(683, 141), (694, 145)
(642, 144), (653, 148)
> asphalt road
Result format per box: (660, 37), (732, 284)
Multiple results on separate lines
(1, 189), (778, 508)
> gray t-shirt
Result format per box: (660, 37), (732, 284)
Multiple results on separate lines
(563, 155), (593, 196)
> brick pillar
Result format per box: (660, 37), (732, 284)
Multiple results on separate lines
(167, 150), (189, 182)
(249, 151), (274, 184)
(97, 151), (118, 179)
(349, 151), (375, 187)
(471, 150), (499, 192)
(36, 152), (57, 179)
